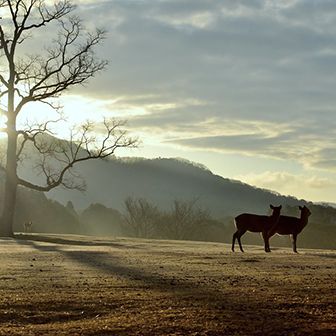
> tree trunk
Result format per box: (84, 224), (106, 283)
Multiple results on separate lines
(1, 174), (18, 237)
(0, 137), (18, 236)
(0, 95), (18, 237)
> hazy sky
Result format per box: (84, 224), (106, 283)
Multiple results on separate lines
(20, 0), (336, 203)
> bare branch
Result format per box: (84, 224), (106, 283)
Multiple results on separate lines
(17, 119), (139, 192)
(0, 1), (106, 114)
(16, 114), (64, 162)
(123, 197), (160, 238)
(14, 21), (107, 113)
(0, 74), (8, 88)
(21, 1), (75, 31)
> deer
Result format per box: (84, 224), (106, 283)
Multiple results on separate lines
(23, 221), (33, 233)
(267, 205), (311, 253)
(232, 204), (282, 253)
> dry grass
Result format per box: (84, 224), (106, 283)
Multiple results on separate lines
(0, 234), (335, 335)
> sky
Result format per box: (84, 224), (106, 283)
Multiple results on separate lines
(6, 0), (336, 203)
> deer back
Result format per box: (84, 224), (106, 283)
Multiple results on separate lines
(235, 213), (271, 232)
(275, 215), (301, 234)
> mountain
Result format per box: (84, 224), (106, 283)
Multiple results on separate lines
(318, 202), (336, 209)
(42, 156), (302, 218)
(1, 134), (335, 249)
(0, 134), (304, 217)
(21, 155), (336, 249)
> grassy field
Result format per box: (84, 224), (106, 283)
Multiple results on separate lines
(0, 234), (335, 335)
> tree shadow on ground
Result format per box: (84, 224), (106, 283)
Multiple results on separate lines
(14, 233), (146, 250)
(11, 235), (335, 336)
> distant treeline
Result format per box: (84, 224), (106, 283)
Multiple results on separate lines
(8, 188), (336, 250)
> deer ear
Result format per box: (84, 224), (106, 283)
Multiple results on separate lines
(279, 205), (282, 209)
(299, 206), (303, 210)
(270, 204), (274, 209)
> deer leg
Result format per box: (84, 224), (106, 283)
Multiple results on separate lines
(292, 234), (298, 253)
(237, 230), (246, 252)
(262, 231), (271, 253)
(267, 229), (276, 252)
(232, 231), (238, 252)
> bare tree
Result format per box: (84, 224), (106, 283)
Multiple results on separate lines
(163, 199), (211, 240)
(0, 1), (137, 236)
(123, 197), (160, 238)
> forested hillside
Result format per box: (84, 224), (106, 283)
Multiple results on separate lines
(46, 156), (302, 216)
(0, 155), (335, 249)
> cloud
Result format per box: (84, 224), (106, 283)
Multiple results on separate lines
(236, 171), (336, 202)
(238, 171), (336, 190)
(137, 114), (335, 171)
(15, 1), (336, 174)
(70, 0), (336, 101)
(311, 148), (336, 171)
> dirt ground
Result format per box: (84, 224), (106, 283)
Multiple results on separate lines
(0, 234), (335, 335)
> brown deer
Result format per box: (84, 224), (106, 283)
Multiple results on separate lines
(267, 205), (311, 253)
(232, 205), (282, 253)
(23, 221), (33, 233)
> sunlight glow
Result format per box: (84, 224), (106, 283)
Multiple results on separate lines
(16, 95), (116, 139)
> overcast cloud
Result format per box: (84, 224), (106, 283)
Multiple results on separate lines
(18, 0), (326, 205)
(66, 0), (336, 174)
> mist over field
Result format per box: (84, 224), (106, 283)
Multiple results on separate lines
(1, 149), (335, 250)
